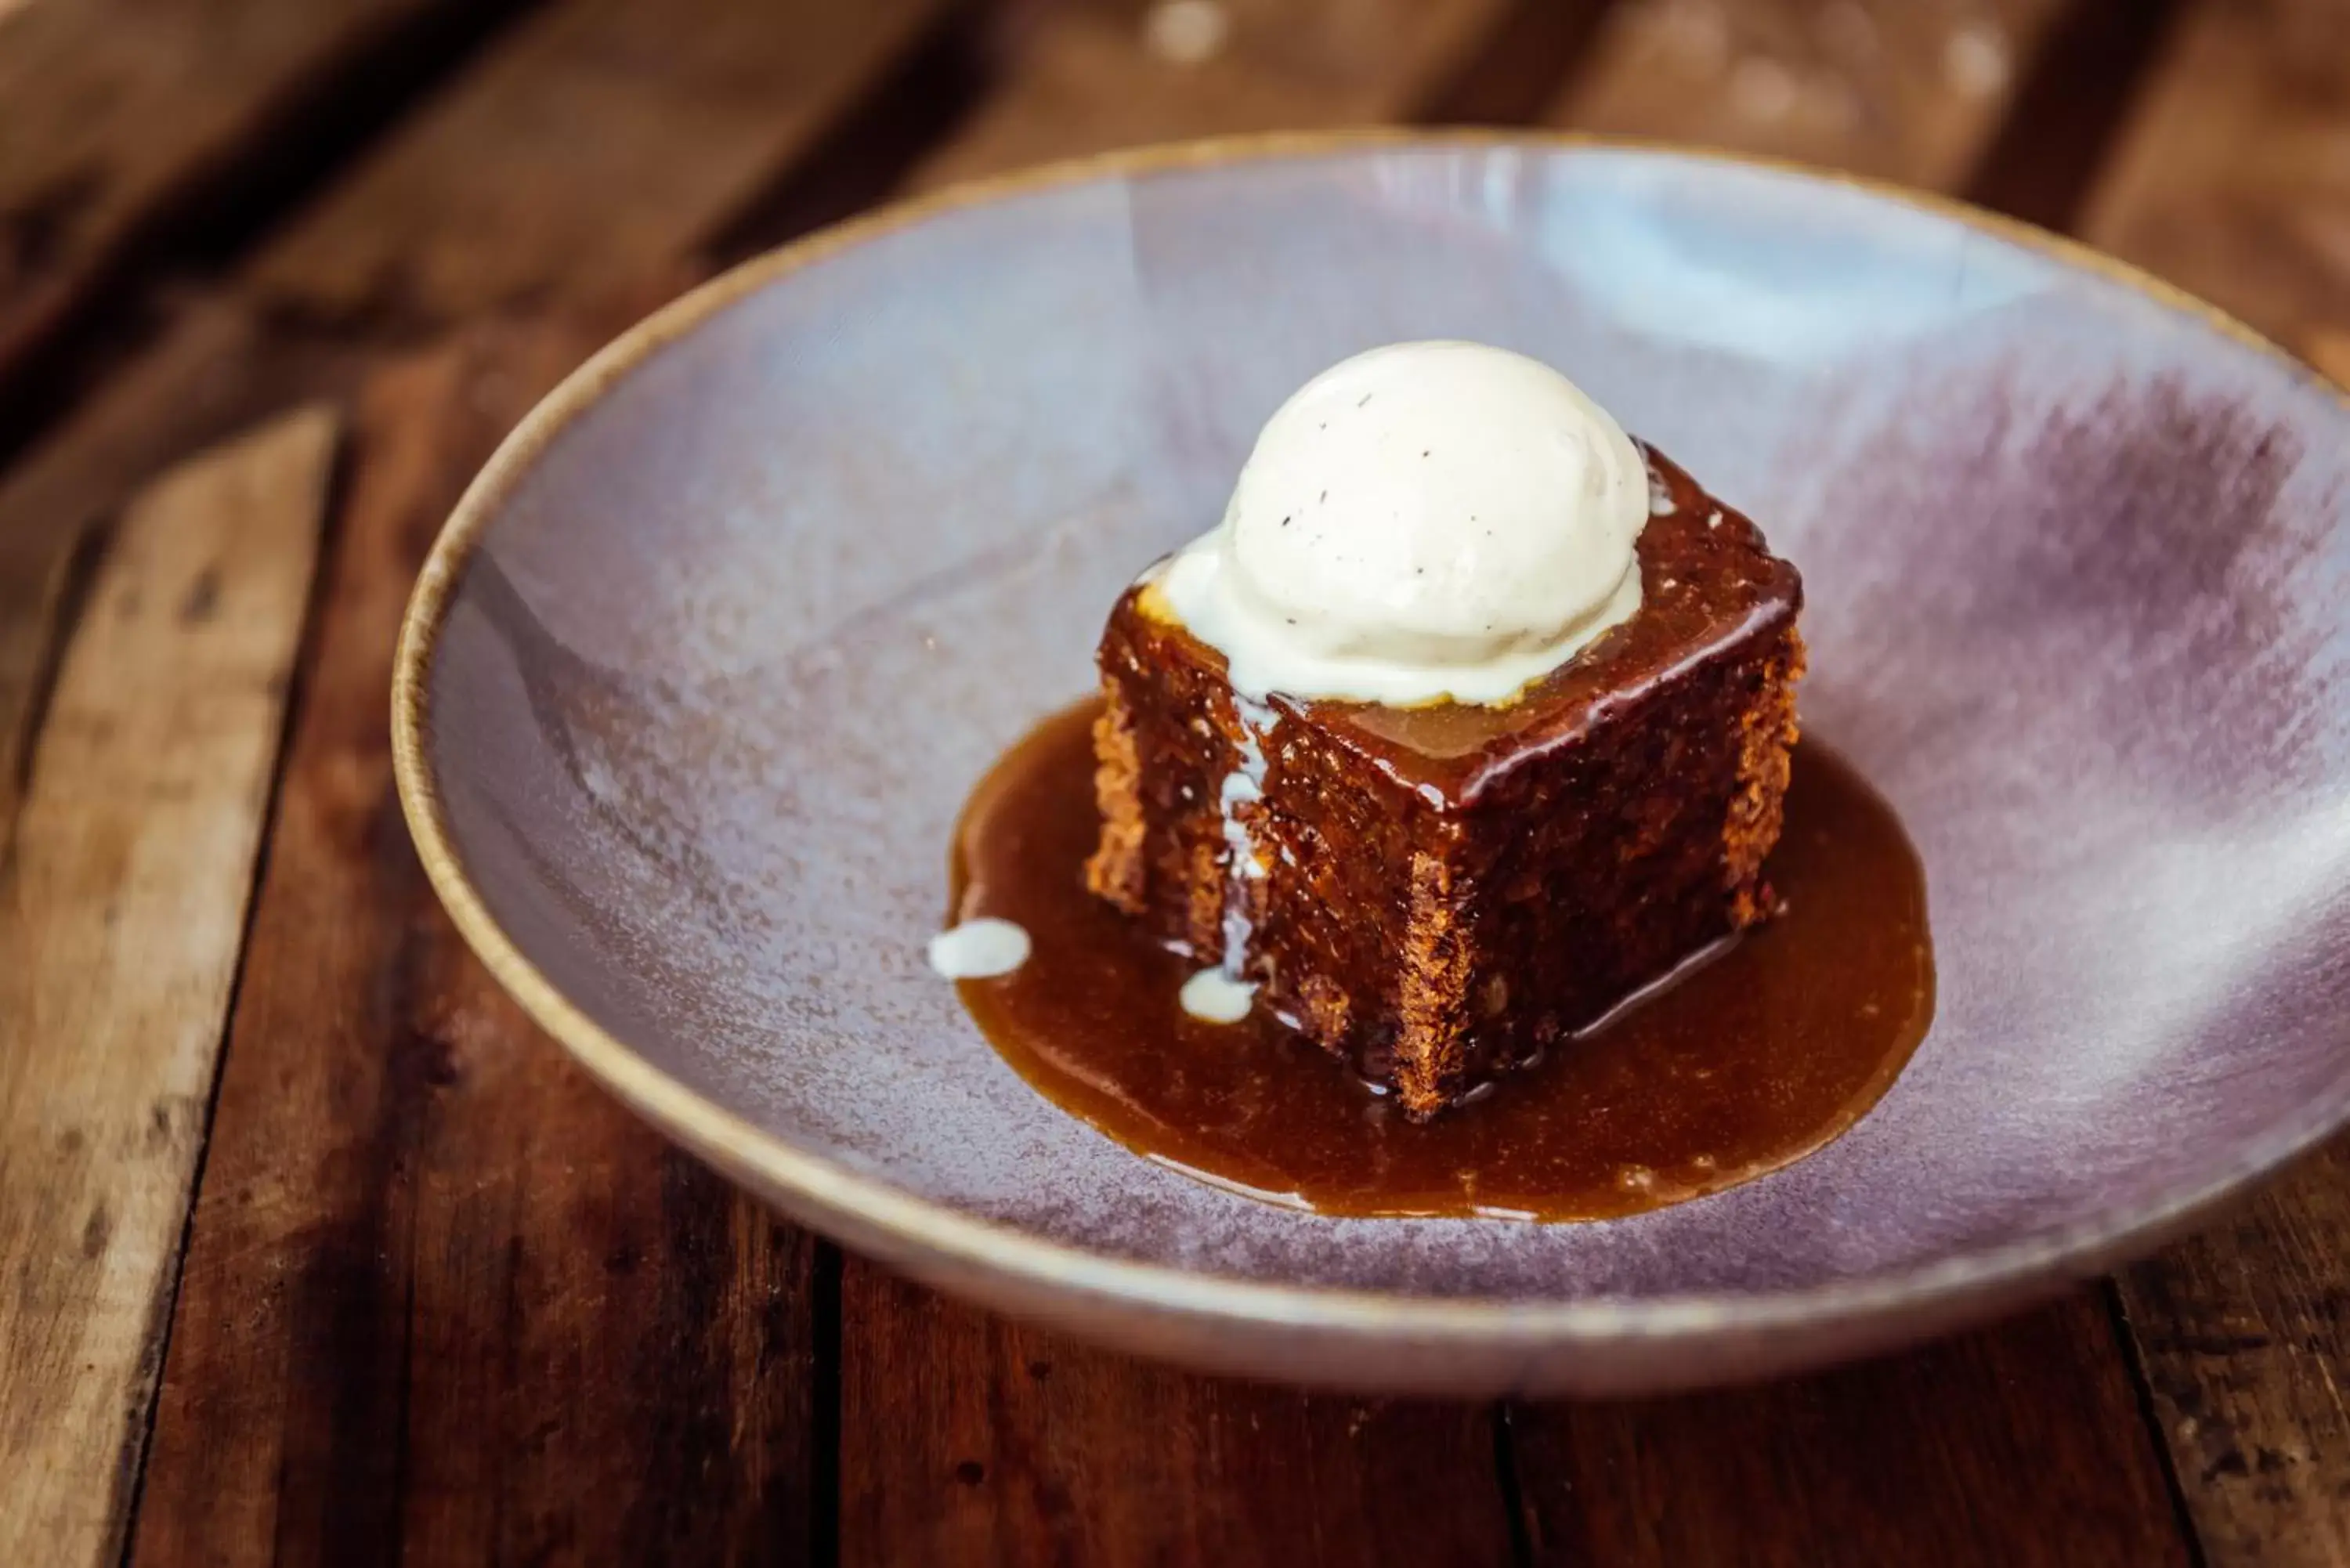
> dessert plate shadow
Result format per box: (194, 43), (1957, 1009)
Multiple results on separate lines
(394, 132), (2350, 1396)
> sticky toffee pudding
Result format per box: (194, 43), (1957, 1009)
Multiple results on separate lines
(934, 342), (1932, 1220)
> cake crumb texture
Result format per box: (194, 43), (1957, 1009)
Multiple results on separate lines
(1084, 688), (1147, 916)
(1727, 630), (1806, 928)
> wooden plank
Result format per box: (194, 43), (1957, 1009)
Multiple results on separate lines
(907, 0), (1518, 192)
(841, 1270), (1517, 1566)
(2071, 4), (2350, 1560)
(2115, 1147), (2350, 1567)
(246, 0), (952, 327)
(131, 320), (824, 1564)
(1507, 1292), (2191, 1566)
(1546, 0), (2072, 190)
(0, 406), (339, 1568)
(0, 0), (499, 405)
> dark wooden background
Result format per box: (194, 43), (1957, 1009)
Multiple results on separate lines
(3, 0), (2348, 1563)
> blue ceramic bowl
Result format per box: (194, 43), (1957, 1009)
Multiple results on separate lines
(395, 132), (2350, 1394)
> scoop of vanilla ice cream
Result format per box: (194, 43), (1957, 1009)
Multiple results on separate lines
(1156, 341), (1647, 706)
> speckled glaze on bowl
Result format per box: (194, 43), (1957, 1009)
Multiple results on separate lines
(394, 132), (2350, 1396)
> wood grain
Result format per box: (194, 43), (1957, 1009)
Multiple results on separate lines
(840, 1270), (1517, 1566)
(0, 0), (958, 858)
(1508, 1292), (2191, 1566)
(2080, 0), (2350, 350)
(131, 321), (823, 1566)
(0, 0), (495, 405)
(908, 0), (1517, 192)
(247, 0), (953, 327)
(2117, 1146), (2350, 1567)
(2073, 4), (2350, 1560)
(1547, 0), (2070, 189)
(0, 406), (338, 1568)
(0, 297), (358, 847)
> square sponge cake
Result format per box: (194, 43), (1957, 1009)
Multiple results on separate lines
(1086, 443), (1804, 1119)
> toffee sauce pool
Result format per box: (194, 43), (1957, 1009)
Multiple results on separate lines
(949, 699), (1932, 1221)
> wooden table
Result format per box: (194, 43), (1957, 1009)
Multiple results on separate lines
(5, 1), (2348, 1562)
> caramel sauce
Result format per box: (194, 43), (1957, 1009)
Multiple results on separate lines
(949, 699), (1933, 1221)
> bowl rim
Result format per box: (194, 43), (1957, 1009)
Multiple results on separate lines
(392, 127), (2350, 1346)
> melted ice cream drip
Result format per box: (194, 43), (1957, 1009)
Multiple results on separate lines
(927, 916), (1030, 979)
(1184, 693), (1274, 1021)
(1179, 970), (1257, 1024)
